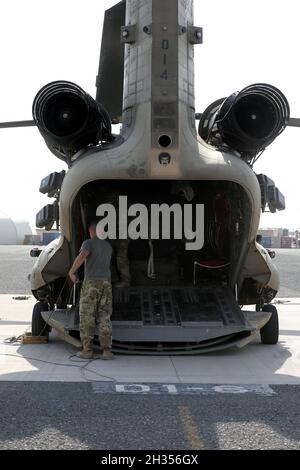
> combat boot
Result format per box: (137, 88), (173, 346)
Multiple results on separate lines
(102, 348), (114, 360)
(77, 338), (93, 359)
(76, 349), (93, 359)
(100, 334), (114, 360)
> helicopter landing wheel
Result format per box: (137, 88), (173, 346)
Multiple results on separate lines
(260, 304), (279, 345)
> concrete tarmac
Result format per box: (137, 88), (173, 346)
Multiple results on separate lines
(0, 382), (299, 450)
(0, 245), (300, 449)
(0, 294), (300, 450)
(0, 295), (300, 384)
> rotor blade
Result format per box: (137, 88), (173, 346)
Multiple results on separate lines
(95, 1), (126, 123)
(0, 120), (36, 129)
(196, 114), (300, 128)
(287, 118), (300, 128)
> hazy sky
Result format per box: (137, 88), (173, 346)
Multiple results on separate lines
(0, 0), (299, 231)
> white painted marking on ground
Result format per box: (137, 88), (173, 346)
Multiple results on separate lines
(213, 385), (251, 394)
(116, 384), (151, 393)
(93, 383), (277, 396)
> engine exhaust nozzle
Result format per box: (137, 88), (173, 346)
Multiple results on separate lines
(199, 83), (290, 156)
(32, 80), (111, 161)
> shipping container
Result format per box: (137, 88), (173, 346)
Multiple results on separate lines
(261, 236), (272, 249)
(42, 232), (60, 245)
(281, 236), (292, 248)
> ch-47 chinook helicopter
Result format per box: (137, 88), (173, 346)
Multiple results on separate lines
(1, 0), (300, 354)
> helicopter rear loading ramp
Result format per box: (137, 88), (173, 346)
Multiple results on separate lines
(42, 286), (271, 354)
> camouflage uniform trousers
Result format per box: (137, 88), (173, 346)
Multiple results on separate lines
(114, 239), (131, 285)
(79, 279), (112, 352)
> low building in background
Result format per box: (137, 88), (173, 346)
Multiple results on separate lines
(0, 211), (32, 245)
(24, 234), (42, 245)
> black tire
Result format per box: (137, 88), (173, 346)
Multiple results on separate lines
(32, 302), (50, 339)
(260, 304), (279, 345)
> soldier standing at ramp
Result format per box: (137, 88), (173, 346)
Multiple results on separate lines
(68, 220), (114, 360)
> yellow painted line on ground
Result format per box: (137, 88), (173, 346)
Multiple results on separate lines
(178, 406), (205, 450)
